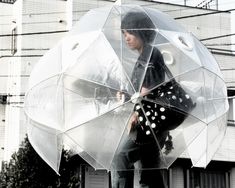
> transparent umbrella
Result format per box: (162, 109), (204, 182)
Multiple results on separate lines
(24, 2), (229, 174)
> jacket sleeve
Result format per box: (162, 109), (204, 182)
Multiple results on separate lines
(142, 48), (165, 89)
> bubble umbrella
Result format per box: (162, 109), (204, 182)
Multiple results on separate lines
(24, 2), (229, 174)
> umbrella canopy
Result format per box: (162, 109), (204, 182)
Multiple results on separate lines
(24, 2), (229, 173)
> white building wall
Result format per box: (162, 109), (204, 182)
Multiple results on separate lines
(214, 125), (235, 162)
(214, 53), (235, 88)
(1, 0), (71, 162)
(3, 0), (23, 162)
(0, 104), (5, 170)
(0, 3), (13, 94)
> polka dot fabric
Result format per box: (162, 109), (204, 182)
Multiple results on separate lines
(134, 80), (195, 143)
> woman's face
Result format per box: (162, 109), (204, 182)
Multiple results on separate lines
(123, 30), (143, 53)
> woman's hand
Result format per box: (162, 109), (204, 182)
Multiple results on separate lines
(127, 112), (138, 134)
(116, 91), (125, 103)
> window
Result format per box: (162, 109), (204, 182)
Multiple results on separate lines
(188, 169), (229, 188)
(0, 95), (7, 105)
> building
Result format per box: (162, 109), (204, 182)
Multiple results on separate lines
(0, 0), (235, 187)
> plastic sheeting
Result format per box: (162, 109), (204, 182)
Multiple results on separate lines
(24, 3), (229, 173)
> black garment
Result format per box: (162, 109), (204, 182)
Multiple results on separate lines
(112, 131), (168, 188)
(112, 46), (167, 188)
(132, 46), (166, 144)
(131, 45), (165, 92)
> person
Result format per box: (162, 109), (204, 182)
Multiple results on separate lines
(112, 11), (169, 188)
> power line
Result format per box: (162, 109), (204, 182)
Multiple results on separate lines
(164, 0), (235, 10)
(0, 48), (49, 51)
(0, 55), (43, 59)
(205, 43), (235, 46)
(221, 68), (235, 71)
(0, 75), (30, 77)
(175, 8), (235, 19)
(0, 30), (68, 37)
(211, 50), (235, 56)
(200, 33), (235, 41)
(207, 47), (235, 53)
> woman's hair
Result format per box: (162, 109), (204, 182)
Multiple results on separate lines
(121, 11), (156, 44)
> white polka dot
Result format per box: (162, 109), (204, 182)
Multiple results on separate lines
(160, 93), (164, 97)
(151, 116), (156, 120)
(172, 95), (176, 100)
(151, 123), (156, 128)
(146, 130), (151, 135)
(179, 98), (183, 103)
(170, 86), (174, 89)
(185, 94), (190, 99)
(160, 107), (165, 112)
(136, 105), (140, 110)
(146, 111), (151, 116)
(139, 116), (143, 121)
(161, 115), (166, 120)
(167, 91), (172, 94)
(154, 112), (158, 116)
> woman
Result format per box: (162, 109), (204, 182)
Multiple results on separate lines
(112, 11), (169, 188)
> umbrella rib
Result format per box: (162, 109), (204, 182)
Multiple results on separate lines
(65, 102), (133, 133)
(25, 73), (62, 99)
(109, 110), (136, 171)
(140, 67), (204, 95)
(63, 73), (133, 96)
